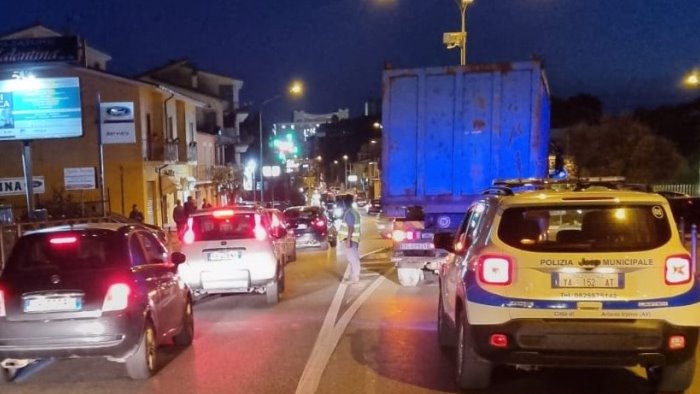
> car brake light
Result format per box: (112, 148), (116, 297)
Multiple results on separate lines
(489, 334), (508, 348)
(478, 255), (513, 285)
(392, 230), (406, 242)
(314, 219), (326, 228)
(665, 255), (692, 285)
(213, 209), (235, 219)
(50, 236), (78, 245)
(254, 214), (267, 240)
(183, 217), (195, 244)
(0, 290), (5, 317)
(102, 283), (131, 312)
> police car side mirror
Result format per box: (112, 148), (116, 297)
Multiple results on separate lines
(434, 232), (456, 253)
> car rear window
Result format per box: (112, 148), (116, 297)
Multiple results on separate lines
(284, 208), (322, 220)
(4, 230), (124, 274)
(192, 213), (257, 240)
(497, 204), (672, 252)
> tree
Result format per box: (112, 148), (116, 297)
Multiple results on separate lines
(565, 117), (687, 183)
(551, 93), (603, 128)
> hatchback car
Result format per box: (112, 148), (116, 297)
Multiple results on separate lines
(435, 177), (700, 393)
(0, 223), (193, 382)
(177, 206), (287, 305)
(283, 206), (337, 250)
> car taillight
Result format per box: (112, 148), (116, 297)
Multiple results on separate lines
(314, 219), (326, 228)
(392, 230), (405, 242)
(665, 255), (692, 285)
(0, 290), (5, 317)
(478, 255), (513, 285)
(254, 214), (267, 240)
(183, 217), (195, 244)
(102, 283), (131, 312)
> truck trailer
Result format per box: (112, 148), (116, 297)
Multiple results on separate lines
(381, 61), (551, 286)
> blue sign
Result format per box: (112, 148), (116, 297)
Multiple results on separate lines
(0, 77), (83, 140)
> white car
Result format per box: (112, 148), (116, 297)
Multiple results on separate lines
(177, 206), (287, 305)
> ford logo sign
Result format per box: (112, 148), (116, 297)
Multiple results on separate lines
(105, 106), (131, 117)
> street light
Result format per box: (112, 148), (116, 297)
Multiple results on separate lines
(443, 0), (475, 66)
(342, 155), (349, 191)
(259, 80), (304, 203)
(684, 70), (700, 88)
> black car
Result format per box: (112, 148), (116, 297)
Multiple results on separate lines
(283, 206), (337, 250)
(366, 198), (382, 215)
(0, 223), (193, 382)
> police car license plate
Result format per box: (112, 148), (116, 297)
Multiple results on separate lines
(399, 243), (432, 250)
(552, 272), (623, 289)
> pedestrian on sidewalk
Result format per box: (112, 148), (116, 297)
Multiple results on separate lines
(129, 204), (144, 222)
(338, 193), (361, 284)
(173, 199), (187, 239)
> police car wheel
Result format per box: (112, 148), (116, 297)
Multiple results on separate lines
(646, 356), (695, 393)
(437, 285), (455, 348)
(455, 312), (492, 390)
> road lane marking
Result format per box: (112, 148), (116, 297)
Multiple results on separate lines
(295, 247), (390, 394)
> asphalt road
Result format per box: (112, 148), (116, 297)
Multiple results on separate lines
(2, 214), (700, 393)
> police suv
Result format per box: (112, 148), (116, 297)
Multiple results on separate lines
(435, 177), (700, 392)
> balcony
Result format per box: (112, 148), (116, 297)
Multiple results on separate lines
(164, 140), (179, 162)
(187, 142), (197, 163)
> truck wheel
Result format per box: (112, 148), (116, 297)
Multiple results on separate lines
(126, 321), (158, 380)
(456, 312), (492, 390)
(646, 356), (695, 393)
(266, 282), (280, 305)
(437, 288), (455, 348)
(173, 298), (194, 346)
(397, 268), (422, 287)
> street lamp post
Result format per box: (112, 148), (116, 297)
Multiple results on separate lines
(443, 0), (474, 66)
(342, 155), (349, 191)
(258, 81), (303, 204)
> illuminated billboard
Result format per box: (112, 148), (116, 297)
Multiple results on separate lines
(0, 77), (83, 140)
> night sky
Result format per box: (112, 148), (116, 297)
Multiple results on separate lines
(2, 0), (699, 121)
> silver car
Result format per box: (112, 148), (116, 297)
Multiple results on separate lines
(177, 206), (287, 305)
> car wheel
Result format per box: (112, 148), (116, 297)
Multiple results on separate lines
(0, 367), (18, 384)
(278, 265), (286, 294)
(456, 311), (492, 390)
(173, 298), (194, 346)
(125, 321), (158, 380)
(437, 286), (455, 348)
(646, 355), (695, 393)
(266, 282), (280, 305)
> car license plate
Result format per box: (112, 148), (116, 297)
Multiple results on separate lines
(552, 272), (623, 289)
(399, 243), (432, 250)
(297, 223), (308, 229)
(208, 250), (241, 261)
(23, 296), (82, 313)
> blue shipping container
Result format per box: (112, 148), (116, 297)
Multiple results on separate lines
(381, 61), (550, 219)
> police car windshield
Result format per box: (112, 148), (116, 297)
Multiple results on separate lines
(498, 205), (672, 252)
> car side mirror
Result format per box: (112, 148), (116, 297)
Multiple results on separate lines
(171, 252), (186, 265)
(433, 232), (455, 253)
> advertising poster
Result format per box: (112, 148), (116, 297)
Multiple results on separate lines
(0, 77), (83, 140)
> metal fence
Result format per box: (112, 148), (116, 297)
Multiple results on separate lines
(653, 184), (700, 196)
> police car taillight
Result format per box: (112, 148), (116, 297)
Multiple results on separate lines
(183, 217), (195, 245)
(665, 255), (692, 285)
(0, 289), (5, 317)
(478, 255), (513, 285)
